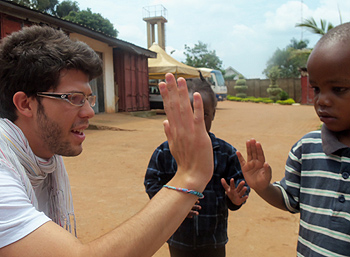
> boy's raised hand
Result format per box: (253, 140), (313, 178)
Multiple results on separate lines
(221, 178), (248, 206)
(159, 73), (213, 192)
(236, 139), (272, 192)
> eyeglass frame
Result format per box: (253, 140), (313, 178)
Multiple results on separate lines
(36, 92), (96, 107)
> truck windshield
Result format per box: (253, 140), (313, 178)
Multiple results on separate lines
(212, 70), (225, 87)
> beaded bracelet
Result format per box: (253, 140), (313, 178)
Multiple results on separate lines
(163, 185), (204, 199)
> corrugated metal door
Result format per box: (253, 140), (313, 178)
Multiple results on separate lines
(114, 50), (149, 112)
(90, 52), (104, 114)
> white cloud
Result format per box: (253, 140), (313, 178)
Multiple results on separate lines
(264, 1), (304, 32)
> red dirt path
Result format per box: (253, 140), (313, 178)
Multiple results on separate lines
(63, 100), (320, 257)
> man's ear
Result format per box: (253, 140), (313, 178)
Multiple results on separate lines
(13, 92), (35, 118)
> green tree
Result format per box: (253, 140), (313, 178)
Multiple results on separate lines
(56, 0), (79, 18)
(295, 17), (334, 36)
(10, 0), (118, 37)
(63, 8), (118, 37)
(10, 0), (31, 7)
(288, 37), (308, 49)
(31, 0), (58, 14)
(263, 38), (311, 78)
(183, 41), (223, 71)
(224, 74), (236, 81)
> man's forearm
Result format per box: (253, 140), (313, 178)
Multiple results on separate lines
(0, 185), (200, 257)
(86, 186), (199, 256)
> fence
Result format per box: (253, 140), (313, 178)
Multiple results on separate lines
(225, 77), (303, 103)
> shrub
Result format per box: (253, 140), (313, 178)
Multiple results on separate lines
(276, 98), (296, 105)
(227, 95), (242, 101)
(234, 75), (248, 98)
(279, 90), (289, 101)
(227, 95), (294, 105)
(267, 66), (282, 102)
(262, 98), (274, 104)
(236, 93), (247, 98)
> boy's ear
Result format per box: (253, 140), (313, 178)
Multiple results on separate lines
(13, 91), (35, 118)
(212, 109), (216, 120)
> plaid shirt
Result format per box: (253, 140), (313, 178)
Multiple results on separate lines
(144, 132), (249, 250)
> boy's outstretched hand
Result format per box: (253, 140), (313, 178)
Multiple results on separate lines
(236, 139), (272, 193)
(221, 178), (248, 206)
(159, 73), (213, 193)
(187, 200), (201, 218)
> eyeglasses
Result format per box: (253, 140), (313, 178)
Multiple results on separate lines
(36, 92), (96, 107)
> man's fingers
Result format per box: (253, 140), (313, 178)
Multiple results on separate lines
(159, 73), (181, 127)
(193, 92), (205, 121)
(160, 74), (202, 135)
(162, 120), (172, 143)
(177, 77), (195, 128)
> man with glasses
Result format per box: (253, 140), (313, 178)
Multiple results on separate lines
(0, 25), (213, 257)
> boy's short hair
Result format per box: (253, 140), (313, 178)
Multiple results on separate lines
(317, 22), (350, 46)
(186, 72), (217, 108)
(0, 25), (103, 121)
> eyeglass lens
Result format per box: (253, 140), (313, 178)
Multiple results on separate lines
(69, 93), (96, 107)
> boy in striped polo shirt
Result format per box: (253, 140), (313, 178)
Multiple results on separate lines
(238, 22), (350, 256)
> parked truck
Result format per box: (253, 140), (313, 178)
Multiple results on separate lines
(149, 68), (227, 109)
(198, 68), (227, 101)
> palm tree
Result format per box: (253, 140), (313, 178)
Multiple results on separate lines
(295, 17), (335, 36)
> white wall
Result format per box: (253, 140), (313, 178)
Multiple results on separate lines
(69, 33), (116, 113)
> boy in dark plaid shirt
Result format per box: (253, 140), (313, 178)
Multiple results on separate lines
(144, 75), (250, 257)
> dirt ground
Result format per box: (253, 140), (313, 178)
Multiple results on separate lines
(63, 100), (321, 257)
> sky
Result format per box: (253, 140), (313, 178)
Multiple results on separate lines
(73, 0), (350, 79)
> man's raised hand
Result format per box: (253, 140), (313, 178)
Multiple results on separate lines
(159, 73), (213, 192)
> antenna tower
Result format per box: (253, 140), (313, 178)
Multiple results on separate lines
(143, 5), (168, 50)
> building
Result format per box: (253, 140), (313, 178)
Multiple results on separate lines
(0, 0), (156, 113)
(225, 66), (243, 79)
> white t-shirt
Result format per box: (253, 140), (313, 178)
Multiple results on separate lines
(0, 161), (51, 248)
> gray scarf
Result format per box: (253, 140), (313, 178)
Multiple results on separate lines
(0, 118), (76, 235)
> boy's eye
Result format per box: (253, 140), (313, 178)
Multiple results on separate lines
(332, 87), (349, 94)
(310, 86), (320, 94)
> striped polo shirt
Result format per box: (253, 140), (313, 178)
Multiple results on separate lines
(274, 125), (350, 257)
